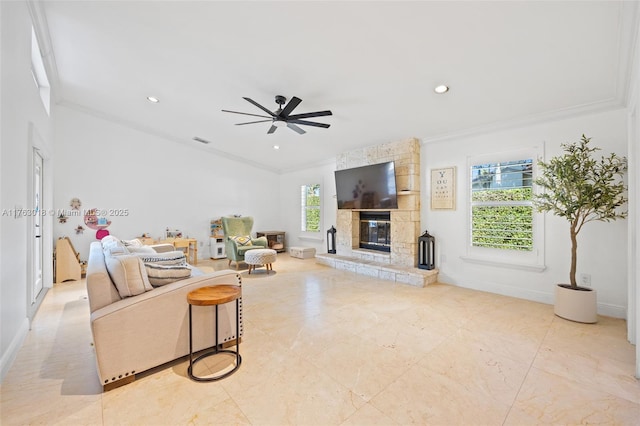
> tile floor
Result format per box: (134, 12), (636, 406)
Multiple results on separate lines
(1, 254), (639, 425)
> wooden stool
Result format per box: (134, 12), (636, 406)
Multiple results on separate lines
(187, 285), (242, 381)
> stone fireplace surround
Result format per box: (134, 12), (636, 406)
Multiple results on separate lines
(316, 138), (438, 287)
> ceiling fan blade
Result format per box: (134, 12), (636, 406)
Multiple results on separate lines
(235, 119), (273, 126)
(267, 125), (277, 134)
(243, 97), (276, 117)
(280, 96), (302, 117)
(288, 119), (331, 129)
(222, 109), (272, 119)
(286, 110), (333, 120)
(287, 123), (306, 134)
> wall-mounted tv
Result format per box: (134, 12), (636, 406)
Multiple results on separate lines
(335, 161), (398, 209)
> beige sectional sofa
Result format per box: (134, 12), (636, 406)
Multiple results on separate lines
(86, 240), (242, 390)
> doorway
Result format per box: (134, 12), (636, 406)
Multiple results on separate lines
(31, 148), (44, 305)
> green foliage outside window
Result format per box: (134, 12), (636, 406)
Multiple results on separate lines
(471, 161), (533, 251)
(471, 187), (532, 202)
(302, 184), (321, 232)
(472, 205), (533, 250)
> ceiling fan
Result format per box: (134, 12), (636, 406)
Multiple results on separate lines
(222, 95), (332, 134)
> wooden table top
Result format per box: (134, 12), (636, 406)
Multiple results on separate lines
(187, 285), (241, 306)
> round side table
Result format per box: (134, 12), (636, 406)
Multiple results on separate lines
(187, 285), (242, 381)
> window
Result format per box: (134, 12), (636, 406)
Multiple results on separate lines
(31, 27), (50, 115)
(470, 159), (533, 251)
(301, 184), (321, 232)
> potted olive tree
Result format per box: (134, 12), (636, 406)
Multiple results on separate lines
(534, 135), (627, 323)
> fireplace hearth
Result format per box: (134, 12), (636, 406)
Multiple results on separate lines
(359, 212), (391, 252)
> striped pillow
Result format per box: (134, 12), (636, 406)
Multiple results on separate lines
(145, 263), (192, 287)
(135, 251), (187, 266)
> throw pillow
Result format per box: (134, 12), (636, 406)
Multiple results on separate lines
(105, 254), (153, 298)
(122, 238), (143, 247)
(135, 251), (187, 266)
(126, 245), (156, 254)
(101, 235), (122, 249)
(145, 263), (192, 287)
(230, 235), (253, 247)
(103, 245), (128, 256)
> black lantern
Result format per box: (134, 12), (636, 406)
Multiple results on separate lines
(417, 230), (435, 270)
(327, 226), (337, 254)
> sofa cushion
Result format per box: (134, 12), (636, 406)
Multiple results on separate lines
(126, 245), (156, 254)
(122, 238), (143, 247)
(103, 245), (128, 256)
(104, 254), (153, 298)
(237, 246), (259, 255)
(230, 235), (253, 246)
(101, 235), (131, 256)
(144, 263), (192, 287)
(135, 251), (187, 266)
(101, 235), (123, 249)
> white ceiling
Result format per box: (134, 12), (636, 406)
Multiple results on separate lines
(38, 1), (638, 173)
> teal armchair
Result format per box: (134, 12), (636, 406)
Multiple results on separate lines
(221, 216), (268, 269)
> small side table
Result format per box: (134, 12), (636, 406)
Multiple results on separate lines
(158, 238), (198, 265)
(187, 285), (242, 381)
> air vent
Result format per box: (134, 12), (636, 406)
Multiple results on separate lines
(192, 137), (211, 144)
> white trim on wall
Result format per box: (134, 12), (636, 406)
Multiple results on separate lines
(0, 319), (29, 382)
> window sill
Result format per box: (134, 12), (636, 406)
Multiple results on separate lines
(460, 256), (546, 272)
(299, 235), (323, 242)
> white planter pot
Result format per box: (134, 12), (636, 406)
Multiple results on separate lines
(554, 284), (597, 323)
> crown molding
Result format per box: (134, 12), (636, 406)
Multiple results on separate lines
(58, 100), (281, 174)
(421, 97), (625, 145)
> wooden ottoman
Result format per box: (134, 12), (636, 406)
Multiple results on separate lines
(244, 249), (277, 274)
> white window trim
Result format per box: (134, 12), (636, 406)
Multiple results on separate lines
(462, 146), (546, 271)
(31, 27), (50, 116)
(300, 183), (322, 235)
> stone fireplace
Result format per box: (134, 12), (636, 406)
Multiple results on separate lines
(316, 137), (437, 287)
(335, 138), (421, 266)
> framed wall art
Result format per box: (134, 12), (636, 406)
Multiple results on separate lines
(431, 167), (456, 210)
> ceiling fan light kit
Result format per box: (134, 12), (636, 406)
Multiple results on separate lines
(222, 95), (332, 134)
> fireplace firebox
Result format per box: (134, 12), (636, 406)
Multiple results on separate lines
(359, 212), (391, 252)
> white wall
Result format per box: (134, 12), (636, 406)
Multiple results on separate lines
(1, 0), (55, 381)
(625, 8), (640, 377)
(278, 160), (337, 254)
(422, 109), (629, 318)
(53, 106), (282, 261)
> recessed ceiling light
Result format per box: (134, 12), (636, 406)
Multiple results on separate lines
(434, 85), (449, 94)
(146, 96), (160, 103)
(273, 145), (280, 150)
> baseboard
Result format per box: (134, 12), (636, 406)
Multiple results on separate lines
(0, 318), (30, 383)
(454, 278), (554, 306)
(447, 278), (627, 319)
(597, 302), (627, 319)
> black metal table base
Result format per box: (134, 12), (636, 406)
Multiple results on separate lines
(187, 298), (241, 382)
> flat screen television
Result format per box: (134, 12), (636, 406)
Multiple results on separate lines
(335, 161), (398, 209)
